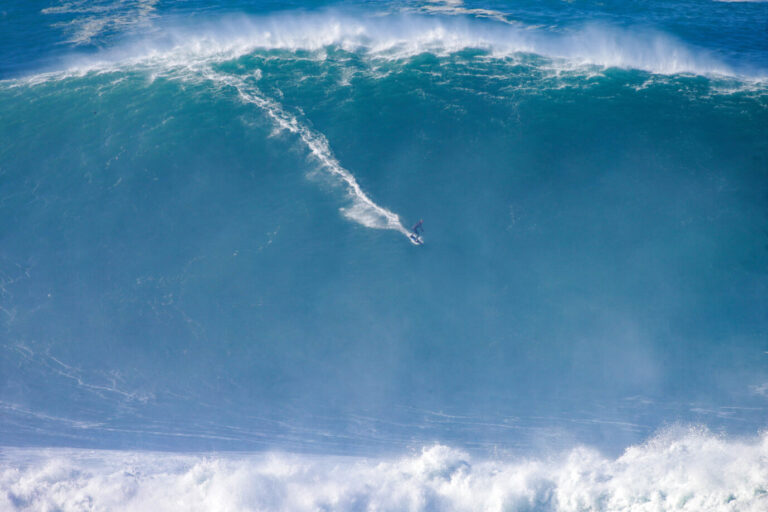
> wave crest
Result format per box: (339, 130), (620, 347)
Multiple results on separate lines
(53, 10), (759, 79)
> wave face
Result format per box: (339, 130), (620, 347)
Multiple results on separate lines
(2, 0), (768, 509)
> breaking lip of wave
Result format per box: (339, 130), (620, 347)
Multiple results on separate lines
(2, 426), (767, 511)
(52, 10), (762, 80)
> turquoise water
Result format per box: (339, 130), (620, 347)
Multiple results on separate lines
(2, 1), (768, 509)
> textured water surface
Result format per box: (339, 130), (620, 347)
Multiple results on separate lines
(1, 0), (767, 510)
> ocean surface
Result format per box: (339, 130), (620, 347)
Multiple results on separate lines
(2, 0), (768, 510)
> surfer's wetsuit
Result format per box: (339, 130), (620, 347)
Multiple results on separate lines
(412, 220), (423, 235)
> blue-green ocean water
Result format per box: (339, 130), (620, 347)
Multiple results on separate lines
(1, 1), (768, 510)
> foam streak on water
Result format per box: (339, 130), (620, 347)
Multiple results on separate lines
(205, 70), (412, 239)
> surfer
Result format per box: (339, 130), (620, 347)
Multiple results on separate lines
(412, 219), (423, 236)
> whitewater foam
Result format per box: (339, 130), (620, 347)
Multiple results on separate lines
(1, 427), (766, 511)
(41, 10), (761, 80)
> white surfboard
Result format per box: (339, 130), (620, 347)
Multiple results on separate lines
(409, 233), (424, 245)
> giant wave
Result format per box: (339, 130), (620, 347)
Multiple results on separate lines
(2, 2), (768, 510)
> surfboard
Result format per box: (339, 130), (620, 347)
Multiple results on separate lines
(409, 233), (424, 245)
